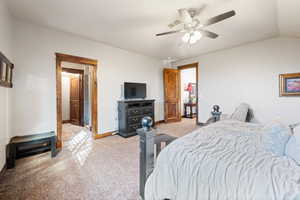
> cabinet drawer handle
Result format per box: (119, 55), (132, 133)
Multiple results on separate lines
(131, 118), (138, 122)
(132, 126), (138, 129)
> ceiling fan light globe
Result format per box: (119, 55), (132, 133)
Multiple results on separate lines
(193, 31), (202, 40)
(182, 33), (190, 43)
(189, 36), (199, 44)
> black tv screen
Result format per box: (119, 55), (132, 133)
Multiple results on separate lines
(124, 82), (146, 99)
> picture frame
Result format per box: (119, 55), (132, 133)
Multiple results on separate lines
(279, 73), (300, 96)
(0, 51), (14, 88)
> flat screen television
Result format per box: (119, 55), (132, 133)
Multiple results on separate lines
(124, 82), (146, 99)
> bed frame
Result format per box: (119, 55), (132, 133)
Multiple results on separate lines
(137, 118), (300, 200)
(137, 126), (177, 200)
(290, 122), (300, 133)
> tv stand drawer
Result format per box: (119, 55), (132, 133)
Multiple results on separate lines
(128, 123), (142, 132)
(143, 107), (153, 114)
(128, 109), (142, 116)
(128, 116), (142, 124)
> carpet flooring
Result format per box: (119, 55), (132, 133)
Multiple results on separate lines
(0, 119), (199, 200)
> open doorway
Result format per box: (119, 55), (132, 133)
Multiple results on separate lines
(178, 63), (199, 124)
(61, 65), (91, 142)
(56, 53), (98, 149)
(163, 63), (199, 125)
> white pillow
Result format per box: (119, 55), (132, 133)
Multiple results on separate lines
(220, 114), (230, 121)
(230, 103), (249, 122)
(286, 127), (300, 164)
(261, 121), (292, 156)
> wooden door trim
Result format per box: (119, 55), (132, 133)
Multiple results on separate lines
(56, 53), (97, 66)
(177, 63), (199, 125)
(62, 68), (84, 126)
(56, 53), (98, 149)
(62, 68), (84, 75)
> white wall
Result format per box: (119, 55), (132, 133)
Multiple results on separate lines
(62, 75), (70, 121)
(180, 68), (196, 114)
(11, 19), (164, 136)
(174, 37), (300, 125)
(0, 0), (12, 170)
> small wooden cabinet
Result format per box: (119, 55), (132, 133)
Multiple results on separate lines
(118, 100), (155, 138)
(183, 103), (197, 118)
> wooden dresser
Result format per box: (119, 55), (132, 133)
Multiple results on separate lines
(118, 100), (155, 138)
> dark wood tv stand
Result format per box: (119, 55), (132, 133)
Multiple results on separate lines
(118, 99), (155, 138)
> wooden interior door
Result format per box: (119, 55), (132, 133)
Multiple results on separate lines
(70, 75), (83, 126)
(164, 68), (181, 123)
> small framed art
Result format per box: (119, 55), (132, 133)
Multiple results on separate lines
(0, 52), (14, 88)
(279, 73), (300, 96)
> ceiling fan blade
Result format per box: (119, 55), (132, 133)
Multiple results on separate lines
(178, 8), (193, 24)
(188, 4), (206, 18)
(202, 10), (236, 26)
(168, 20), (182, 29)
(198, 30), (218, 39)
(156, 30), (182, 36)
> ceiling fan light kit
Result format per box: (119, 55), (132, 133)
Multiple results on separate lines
(156, 8), (236, 45)
(182, 31), (203, 44)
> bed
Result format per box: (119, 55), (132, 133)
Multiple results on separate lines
(144, 119), (300, 200)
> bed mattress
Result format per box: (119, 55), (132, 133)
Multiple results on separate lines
(145, 120), (300, 200)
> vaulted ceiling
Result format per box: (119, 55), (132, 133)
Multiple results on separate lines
(6, 0), (299, 60)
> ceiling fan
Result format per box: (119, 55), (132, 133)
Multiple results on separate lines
(156, 8), (236, 44)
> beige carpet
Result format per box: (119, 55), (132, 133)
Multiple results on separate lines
(0, 119), (199, 200)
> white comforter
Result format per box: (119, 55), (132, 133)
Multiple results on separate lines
(145, 120), (300, 200)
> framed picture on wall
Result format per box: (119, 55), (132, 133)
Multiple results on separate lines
(0, 52), (14, 88)
(279, 73), (300, 96)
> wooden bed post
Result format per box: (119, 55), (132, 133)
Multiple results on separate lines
(290, 122), (300, 134)
(137, 117), (178, 200)
(137, 126), (155, 200)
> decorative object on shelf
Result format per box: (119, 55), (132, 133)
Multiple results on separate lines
(205, 105), (222, 125)
(279, 73), (300, 96)
(212, 105), (220, 112)
(141, 116), (153, 131)
(0, 52), (14, 88)
(185, 82), (196, 103)
(211, 105), (222, 121)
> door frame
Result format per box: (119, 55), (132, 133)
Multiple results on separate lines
(62, 68), (84, 126)
(177, 63), (199, 125)
(56, 53), (98, 148)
